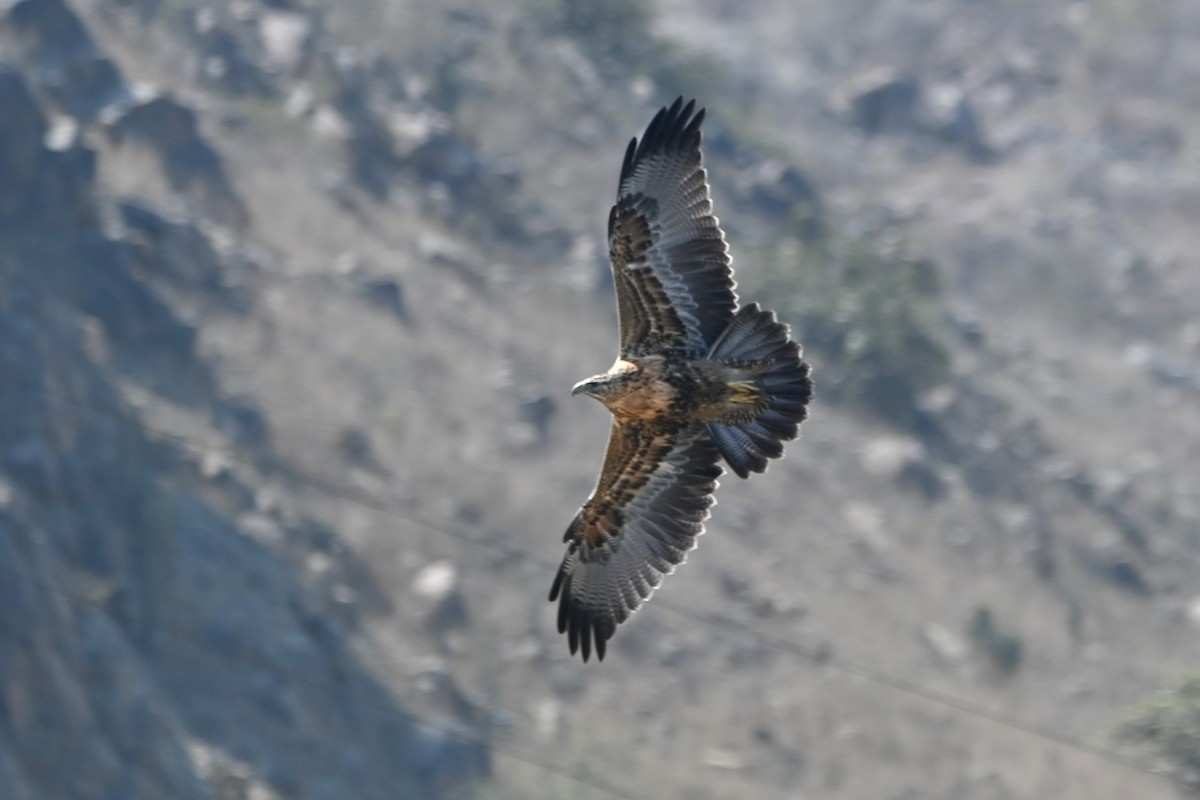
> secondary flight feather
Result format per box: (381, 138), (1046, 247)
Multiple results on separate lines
(551, 98), (813, 662)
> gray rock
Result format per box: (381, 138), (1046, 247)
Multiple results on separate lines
(358, 276), (409, 323)
(191, 10), (272, 96)
(413, 561), (469, 635)
(2, 0), (129, 119)
(44, 54), (126, 119)
(120, 201), (251, 312)
(920, 623), (969, 667)
(0, 62), (97, 229)
(947, 308), (985, 347)
(924, 84), (995, 162)
(517, 393), (557, 442)
(213, 396), (270, 450)
(845, 68), (923, 135)
(106, 93), (249, 228)
(1074, 545), (1152, 596)
(2, 0), (93, 68)
(409, 128), (484, 196)
(336, 427), (389, 474)
(842, 69), (994, 161)
(259, 10), (312, 74)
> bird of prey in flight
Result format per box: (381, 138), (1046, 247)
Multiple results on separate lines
(550, 98), (813, 662)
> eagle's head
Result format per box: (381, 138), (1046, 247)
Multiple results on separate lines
(572, 360), (642, 412)
(571, 374), (617, 400)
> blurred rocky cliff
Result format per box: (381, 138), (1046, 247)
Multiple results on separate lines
(2, 0), (1200, 798)
(0, 1), (487, 798)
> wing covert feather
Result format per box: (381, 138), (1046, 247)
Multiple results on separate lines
(608, 97), (736, 357)
(549, 422), (722, 662)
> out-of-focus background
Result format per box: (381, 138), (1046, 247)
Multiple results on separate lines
(3, 0), (1200, 797)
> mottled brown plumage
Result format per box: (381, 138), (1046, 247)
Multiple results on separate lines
(550, 98), (813, 662)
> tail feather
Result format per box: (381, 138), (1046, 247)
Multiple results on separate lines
(709, 425), (772, 477)
(705, 303), (812, 478)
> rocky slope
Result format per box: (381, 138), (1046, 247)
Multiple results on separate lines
(1, 2), (485, 798)
(2, 0), (1199, 798)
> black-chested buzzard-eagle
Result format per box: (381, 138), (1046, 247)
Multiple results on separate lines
(550, 98), (813, 662)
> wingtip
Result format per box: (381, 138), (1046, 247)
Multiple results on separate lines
(663, 96), (703, 139)
(552, 574), (615, 663)
(623, 97), (708, 186)
(619, 136), (638, 188)
(553, 570), (571, 632)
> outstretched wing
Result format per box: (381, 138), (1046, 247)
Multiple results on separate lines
(609, 97), (736, 358)
(550, 422), (722, 662)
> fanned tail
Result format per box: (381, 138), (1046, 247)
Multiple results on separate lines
(705, 303), (812, 478)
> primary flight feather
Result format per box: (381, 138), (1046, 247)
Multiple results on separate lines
(551, 97), (813, 662)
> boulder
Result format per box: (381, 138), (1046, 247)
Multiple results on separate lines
(844, 68), (923, 135)
(336, 427), (389, 474)
(841, 68), (994, 161)
(258, 10), (312, 74)
(2, 0), (93, 67)
(2, 0), (128, 119)
(517, 393), (557, 443)
(358, 276), (409, 323)
(412, 560), (469, 634)
(106, 93), (249, 228)
(44, 54), (126, 119)
(191, 9), (272, 96)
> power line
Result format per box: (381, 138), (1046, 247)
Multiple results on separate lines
(241, 435), (1185, 793)
(7, 412), (644, 800)
(649, 598), (1167, 782)
(164, 563), (643, 800)
(5, 393), (1185, 794)
(419, 721), (642, 800)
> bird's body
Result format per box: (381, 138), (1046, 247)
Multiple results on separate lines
(575, 356), (744, 422)
(579, 350), (802, 432)
(551, 98), (813, 662)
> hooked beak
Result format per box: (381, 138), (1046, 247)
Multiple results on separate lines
(571, 379), (594, 397)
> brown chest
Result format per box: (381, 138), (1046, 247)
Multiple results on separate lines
(602, 358), (680, 421)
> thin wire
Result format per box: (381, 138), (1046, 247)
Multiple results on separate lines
(426, 724), (642, 800)
(194, 448), (644, 799)
(8, 408), (644, 800)
(649, 599), (1166, 781)
(9, 392), (1182, 793)
(227, 432), (1185, 792)
(163, 567), (643, 800)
